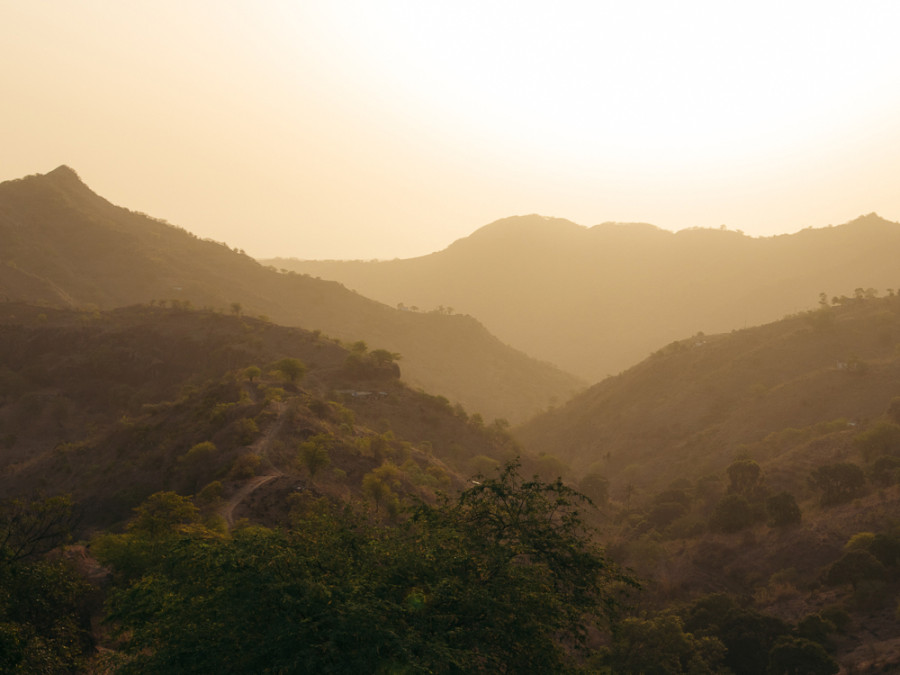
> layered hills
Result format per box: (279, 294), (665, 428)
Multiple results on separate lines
(0, 167), (582, 422)
(267, 213), (900, 381)
(0, 303), (523, 529)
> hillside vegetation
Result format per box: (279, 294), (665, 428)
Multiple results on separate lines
(0, 302), (624, 673)
(268, 213), (900, 381)
(511, 294), (900, 671)
(0, 303), (539, 529)
(0, 168), (582, 422)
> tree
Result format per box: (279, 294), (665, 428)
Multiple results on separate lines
(825, 550), (886, 589)
(607, 614), (727, 675)
(297, 435), (331, 478)
(177, 441), (217, 491)
(766, 636), (838, 674)
(766, 492), (801, 527)
(868, 455), (900, 486)
(0, 557), (94, 673)
(809, 463), (867, 506)
(855, 421), (900, 461)
(727, 459), (762, 496)
(243, 365), (261, 383)
(0, 495), (76, 566)
(274, 357), (306, 383)
(101, 461), (636, 673)
(710, 494), (754, 533)
(128, 491), (200, 537)
(369, 348), (400, 366)
(229, 302), (242, 316)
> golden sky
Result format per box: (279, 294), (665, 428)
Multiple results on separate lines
(3, 1), (900, 259)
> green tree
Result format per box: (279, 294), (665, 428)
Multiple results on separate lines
(766, 636), (838, 675)
(809, 463), (867, 506)
(0, 495), (91, 673)
(129, 491), (200, 537)
(0, 495), (75, 566)
(178, 441), (217, 490)
(243, 365), (261, 383)
(868, 455), (900, 486)
(297, 435), (331, 477)
(369, 348), (400, 366)
(727, 458), (762, 495)
(101, 461), (636, 673)
(710, 494), (754, 533)
(0, 558), (94, 673)
(273, 357), (306, 383)
(607, 614), (727, 674)
(854, 421), (900, 461)
(766, 492), (801, 527)
(825, 549), (886, 589)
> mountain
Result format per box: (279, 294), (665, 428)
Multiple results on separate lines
(514, 293), (900, 490)
(509, 295), (900, 673)
(266, 213), (900, 381)
(0, 303), (531, 529)
(0, 168), (582, 422)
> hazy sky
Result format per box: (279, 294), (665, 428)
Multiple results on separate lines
(3, 1), (900, 259)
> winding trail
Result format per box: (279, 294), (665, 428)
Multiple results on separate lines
(219, 398), (294, 527)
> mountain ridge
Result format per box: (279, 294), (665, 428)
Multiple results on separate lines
(0, 167), (582, 423)
(267, 212), (900, 381)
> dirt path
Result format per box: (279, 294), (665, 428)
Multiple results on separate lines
(219, 398), (294, 527)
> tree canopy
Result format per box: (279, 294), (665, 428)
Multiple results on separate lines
(99, 463), (636, 673)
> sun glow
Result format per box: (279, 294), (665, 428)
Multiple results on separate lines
(3, 1), (900, 258)
(313, 2), (900, 169)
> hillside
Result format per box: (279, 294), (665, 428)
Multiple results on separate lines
(0, 168), (582, 422)
(267, 213), (900, 381)
(513, 295), (900, 672)
(0, 303), (527, 530)
(515, 293), (900, 490)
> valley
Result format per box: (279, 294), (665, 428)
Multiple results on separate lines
(2, 167), (900, 672)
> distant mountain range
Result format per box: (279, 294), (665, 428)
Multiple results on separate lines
(0, 167), (582, 423)
(267, 213), (900, 381)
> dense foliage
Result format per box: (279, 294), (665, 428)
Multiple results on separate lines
(98, 463), (635, 673)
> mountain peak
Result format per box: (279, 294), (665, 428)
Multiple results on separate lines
(42, 165), (91, 191)
(46, 164), (80, 179)
(463, 214), (584, 242)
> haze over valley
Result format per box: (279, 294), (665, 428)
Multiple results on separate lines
(267, 212), (900, 381)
